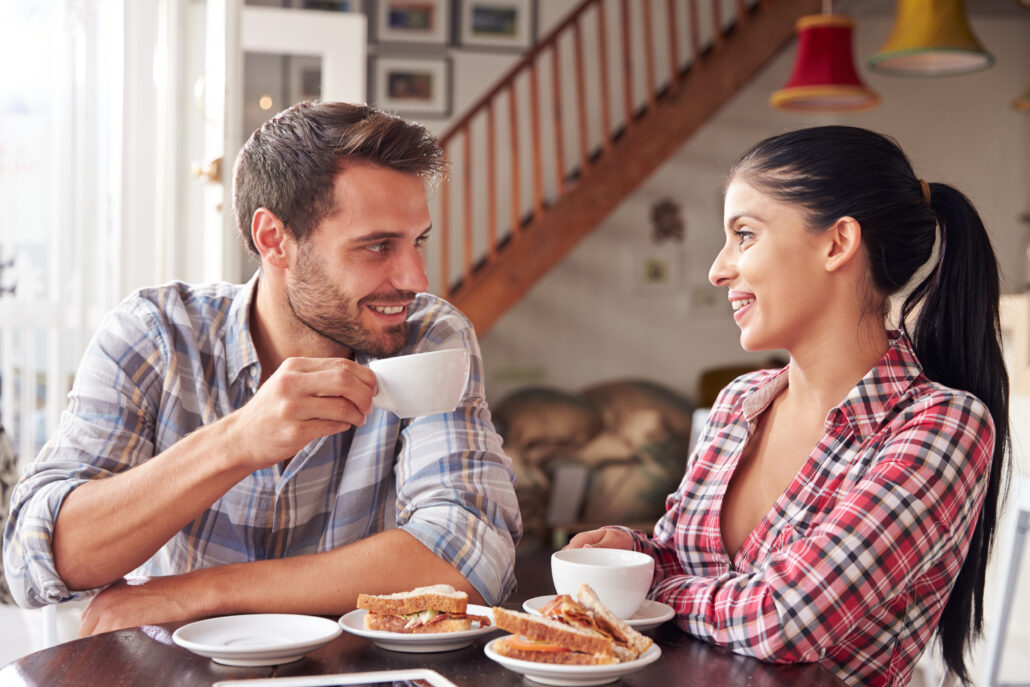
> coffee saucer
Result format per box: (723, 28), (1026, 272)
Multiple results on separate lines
(522, 595), (674, 631)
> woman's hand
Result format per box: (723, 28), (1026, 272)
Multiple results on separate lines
(564, 527), (634, 550)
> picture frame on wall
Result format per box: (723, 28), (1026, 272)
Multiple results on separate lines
(457, 0), (536, 51)
(370, 56), (452, 118)
(372, 0), (451, 46)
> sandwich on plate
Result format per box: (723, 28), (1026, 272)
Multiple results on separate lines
(357, 584), (490, 633)
(492, 583), (653, 664)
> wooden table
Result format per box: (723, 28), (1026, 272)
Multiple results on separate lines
(0, 550), (846, 686)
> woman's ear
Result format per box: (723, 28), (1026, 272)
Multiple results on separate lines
(824, 216), (863, 273)
(252, 208), (290, 269)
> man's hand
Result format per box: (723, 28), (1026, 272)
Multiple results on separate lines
(79, 576), (203, 637)
(564, 527), (634, 550)
(228, 357), (377, 471)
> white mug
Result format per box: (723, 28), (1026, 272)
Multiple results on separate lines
(368, 348), (470, 419)
(551, 547), (654, 619)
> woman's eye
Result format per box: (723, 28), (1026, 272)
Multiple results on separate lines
(734, 229), (753, 246)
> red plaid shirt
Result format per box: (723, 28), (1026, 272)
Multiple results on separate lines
(628, 332), (994, 686)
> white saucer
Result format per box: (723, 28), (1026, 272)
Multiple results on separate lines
(172, 613), (342, 666)
(522, 596), (675, 631)
(338, 604), (499, 652)
(484, 638), (661, 686)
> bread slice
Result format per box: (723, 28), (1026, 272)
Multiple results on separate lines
(492, 636), (617, 665)
(576, 584), (653, 657)
(357, 584), (468, 615)
(493, 607), (613, 657)
(364, 613), (472, 634)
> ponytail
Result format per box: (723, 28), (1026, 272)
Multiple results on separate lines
(900, 184), (1010, 683)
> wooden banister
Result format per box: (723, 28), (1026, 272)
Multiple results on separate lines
(434, 0), (820, 333)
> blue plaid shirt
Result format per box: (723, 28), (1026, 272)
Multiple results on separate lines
(3, 274), (521, 607)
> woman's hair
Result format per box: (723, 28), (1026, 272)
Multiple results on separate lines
(232, 101), (446, 257)
(730, 125), (1009, 684)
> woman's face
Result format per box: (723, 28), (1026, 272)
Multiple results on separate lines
(709, 177), (834, 353)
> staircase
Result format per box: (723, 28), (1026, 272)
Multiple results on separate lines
(430, 0), (821, 334)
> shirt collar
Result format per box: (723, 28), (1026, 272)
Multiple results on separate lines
(741, 330), (923, 442)
(835, 330), (923, 440)
(226, 270), (262, 387)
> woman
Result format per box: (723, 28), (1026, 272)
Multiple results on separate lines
(568, 126), (1008, 686)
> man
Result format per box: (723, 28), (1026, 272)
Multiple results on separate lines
(2, 101), (521, 636)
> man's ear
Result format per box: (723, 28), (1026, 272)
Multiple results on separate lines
(824, 216), (863, 273)
(252, 208), (290, 269)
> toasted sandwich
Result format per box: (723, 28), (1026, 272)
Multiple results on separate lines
(492, 607), (619, 665)
(492, 583), (654, 664)
(357, 584), (489, 634)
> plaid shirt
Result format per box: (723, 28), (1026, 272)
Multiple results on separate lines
(3, 275), (521, 608)
(629, 332), (993, 686)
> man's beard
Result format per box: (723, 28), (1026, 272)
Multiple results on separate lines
(286, 246), (411, 359)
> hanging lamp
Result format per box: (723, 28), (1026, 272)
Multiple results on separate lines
(1015, 83), (1030, 111)
(868, 0), (993, 77)
(770, 12), (879, 112)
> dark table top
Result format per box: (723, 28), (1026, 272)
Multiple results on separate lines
(0, 549), (846, 687)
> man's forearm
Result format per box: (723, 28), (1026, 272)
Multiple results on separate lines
(209, 528), (483, 613)
(52, 414), (255, 591)
(80, 529), (483, 635)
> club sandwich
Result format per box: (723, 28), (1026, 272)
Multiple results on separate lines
(357, 584), (489, 633)
(492, 583), (654, 664)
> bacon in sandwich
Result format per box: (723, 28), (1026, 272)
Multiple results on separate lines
(492, 583), (654, 664)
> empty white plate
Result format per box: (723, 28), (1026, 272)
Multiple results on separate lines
(172, 613), (342, 666)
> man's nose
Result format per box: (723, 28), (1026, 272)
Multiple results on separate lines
(393, 246), (430, 294)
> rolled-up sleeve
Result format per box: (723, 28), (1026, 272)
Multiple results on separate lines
(3, 301), (163, 607)
(392, 309), (521, 605)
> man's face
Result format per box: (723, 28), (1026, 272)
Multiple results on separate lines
(284, 163), (431, 359)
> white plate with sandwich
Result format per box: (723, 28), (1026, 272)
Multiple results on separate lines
(485, 640), (661, 686)
(487, 584), (661, 685)
(339, 584), (499, 652)
(522, 595), (675, 632)
(172, 613), (342, 666)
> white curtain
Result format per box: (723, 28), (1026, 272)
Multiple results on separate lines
(0, 0), (183, 468)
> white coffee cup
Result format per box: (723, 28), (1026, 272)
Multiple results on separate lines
(368, 348), (471, 419)
(551, 547), (654, 619)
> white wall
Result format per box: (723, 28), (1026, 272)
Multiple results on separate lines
(477, 11), (1030, 405)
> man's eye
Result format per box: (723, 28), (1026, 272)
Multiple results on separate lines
(415, 234), (430, 248)
(366, 241), (389, 253)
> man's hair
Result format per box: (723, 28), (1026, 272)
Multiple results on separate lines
(232, 101), (445, 256)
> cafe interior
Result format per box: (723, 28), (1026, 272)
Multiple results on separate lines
(1, 0), (1029, 684)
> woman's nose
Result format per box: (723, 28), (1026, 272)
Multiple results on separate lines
(709, 244), (735, 287)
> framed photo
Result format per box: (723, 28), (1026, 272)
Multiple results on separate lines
(370, 56), (452, 117)
(372, 0), (451, 46)
(457, 0), (536, 51)
(629, 247), (684, 296)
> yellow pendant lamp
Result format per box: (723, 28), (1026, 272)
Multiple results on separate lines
(868, 0), (993, 77)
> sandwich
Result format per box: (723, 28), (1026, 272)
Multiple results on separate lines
(492, 583), (653, 664)
(356, 584), (490, 633)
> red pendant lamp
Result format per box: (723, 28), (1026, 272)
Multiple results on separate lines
(1015, 83), (1030, 112)
(771, 13), (879, 112)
